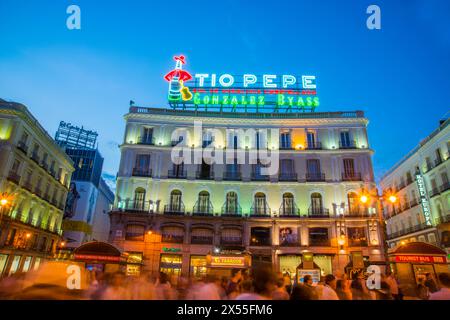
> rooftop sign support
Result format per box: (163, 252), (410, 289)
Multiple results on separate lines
(164, 55), (319, 113)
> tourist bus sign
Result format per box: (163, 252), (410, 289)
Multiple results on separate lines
(164, 55), (320, 113)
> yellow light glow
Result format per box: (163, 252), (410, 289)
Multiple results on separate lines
(360, 195), (368, 204)
(295, 144), (303, 150)
(388, 195), (397, 203)
(338, 238), (345, 246)
(60, 242), (66, 247)
(147, 231), (153, 235)
(400, 241), (406, 245)
(0, 199), (7, 206)
(26, 233), (31, 238)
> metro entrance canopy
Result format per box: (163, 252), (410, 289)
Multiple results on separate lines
(164, 55), (320, 113)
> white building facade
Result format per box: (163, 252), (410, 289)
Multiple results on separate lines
(109, 106), (385, 279)
(380, 119), (450, 254)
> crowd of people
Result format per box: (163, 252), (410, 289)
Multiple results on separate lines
(0, 265), (449, 300)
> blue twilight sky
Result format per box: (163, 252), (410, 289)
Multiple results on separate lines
(1, 0), (449, 187)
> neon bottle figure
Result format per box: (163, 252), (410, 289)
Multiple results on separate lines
(165, 56), (192, 102)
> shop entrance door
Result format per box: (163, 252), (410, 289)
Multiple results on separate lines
(412, 264), (436, 284)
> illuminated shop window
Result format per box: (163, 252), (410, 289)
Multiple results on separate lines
(190, 255), (207, 279)
(22, 256), (32, 272)
(33, 257), (41, 270)
(9, 255), (22, 275)
(0, 254), (8, 275)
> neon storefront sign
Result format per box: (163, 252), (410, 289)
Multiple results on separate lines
(164, 55), (319, 112)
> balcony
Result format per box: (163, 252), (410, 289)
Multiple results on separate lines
(220, 236), (242, 246)
(409, 198), (419, 208)
(41, 162), (49, 171)
(137, 136), (154, 145)
(339, 140), (357, 149)
(22, 181), (34, 193)
(162, 234), (184, 243)
(164, 203), (185, 216)
(306, 172), (325, 182)
(223, 171), (241, 181)
(191, 235), (213, 245)
(17, 141), (28, 154)
(250, 203), (271, 217)
(279, 203), (300, 217)
(31, 152), (40, 164)
(439, 182), (450, 193)
(435, 157), (443, 167)
(132, 168), (152, 177)
(192, 202), (214, 216)
(120, 200), (154, 213)
(196, 171), (213, 180)
(221, 202), (242, 217)
(430, 187), (440, 198)
(7, 172), (21, 184)
(435, 214), (450, 225)
(251, 172), (270, 181)
(168, 170), (187, 179)
(34, 188), (43, 198)
(309, 238), (331, 246)
(346, 207), (369, 217)
(305, 142), (322, 150)
(341, 172), (362, 182)
(278, 172), (298, 182)
(387, 223), (434, 240)
(308, 207), (330, 218)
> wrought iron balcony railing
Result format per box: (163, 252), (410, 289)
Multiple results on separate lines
(341, 172), (362, 181)
(193, 201), (214, 216)
(118, 200), (154, 213)
(132, 168), (152, 177)
(251, 172), (270, 181)
(223, 171), (241, 181)
(191, 235), (214, 245)
(221, 202), (242, 216)
(250, 202), (271, 217)
(279, 203), (300, 216)
(308, 207), (330, 218)
(339, 140), (357, 149)
(137, 136), (154, 145)
(164, 203), (185, 215)
(306, 172), (325, 182)
(168, 169), (187, 179)
(220, 236), (243, 246)
(17, 141), (28, 154)
(7, 172), (21, 184)
(278, 172), (298, 182)
(305, 141), (322, 150)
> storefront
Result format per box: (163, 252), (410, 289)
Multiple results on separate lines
(190, 255), (207, 279)
(278, 253), (333, 281)
(389, 242), (449, 297)
(160, 253), (183, 278)
(125, 252), (144, 276)
(206, 254), (251, 278)
(72, 241), (126, 273)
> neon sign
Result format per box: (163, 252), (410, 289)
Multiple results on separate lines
(164, 55), (319, 112)
(416, 174), (432, 226)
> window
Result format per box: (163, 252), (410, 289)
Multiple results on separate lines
(406, 171), (413, 184)
(224, 192), (238, 214)
(441, 172), (449, 186)
(133, 188), (146, 210)
(196, 191), (211, 213)
(135, 154), (151, 175)
(0, 254), (8, 275)
(22, 256), (32, 272)
(347, 192), (359, 214)
(33, 257), (41, 270)
(141, 127), (153, 144)
(253, 192), (268, 215)
(169, 190), (182, 211)
(9, 256), (22, 275)
(125, 224), (145, 241)
(343, 159), (355, 177)
(280, 159), (294, 175)
(198, 160), (212, 179)
(436, 149), (442, 163)
(256, 130), (265, 149)
(427, 233), (437, 244)
(347, 227), (367, 246)
(310, 193), (323, 215)
(20, 132), (29, 144)
(306, 131), (316, 148)
(10, 159), (20, 174)
(340, 131), (351, 147)
(280, 131), (291, 149)
(5, 228), (17, 246)
(202, 130), (213, 148)
(281, 193), (295, 215)
(250, 227), (271, 246)
(307, 159), (321, 175)
(309, 228), (329, 246)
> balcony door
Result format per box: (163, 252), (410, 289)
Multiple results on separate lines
(142, 127), (153, 143)
(199, 160), (211, 178)
(340, 131), (351, 147)
(347, 192), (358, 214)
(307, 159), (321, 176)
(254, 192), (267, 215)
(282, 193), (295, 215)
(280, 132), (291, 149)
(169, 190), (182, 211)
(135, 154), (151, 174)
(172, 163), (184, 177)
(133, 188), (146, 210)
(343, 158), (355, 177)
(310, 193), (323, 214)
(306, 131), (316, 148)
(225, 192), (238, 214)
(198, 191), (210, 213)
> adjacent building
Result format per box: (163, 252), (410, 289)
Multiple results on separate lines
(55, 122), (114, 250)
(109, 106), (385, 279)
(0, 99), (75, 276)
(380, 118), (450, 254)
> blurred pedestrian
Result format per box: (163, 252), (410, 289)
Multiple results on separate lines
(320, 274), (339, 300)
(272, 277), (289, 300)
(226, 268), (242, 299)
(236, 267), (276, 300)
(425, 273), (438, 294)
(385, 270), (400, 300)
(101, 272), (131, 300)
(336, 279), (351, 300)
(416, 276), (429, 300)
(429, 273), (450, 300)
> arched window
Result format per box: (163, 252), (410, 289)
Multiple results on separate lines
(225, 192), (238, 214)
(281, 193), (295, 215)
(254, 192), (267, 215)
(133, 188), (146, 210)
(126, 224), (145, 241)
(310, 193), (323, 215)
(169, 190), (182, 212)
(347, 192), (358, 215)
(195, 191), (211, 214)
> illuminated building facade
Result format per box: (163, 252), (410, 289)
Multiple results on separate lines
(0, 99), (74, 276)
(380, 118), (450, 255)
(109, 105), (385, 278)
